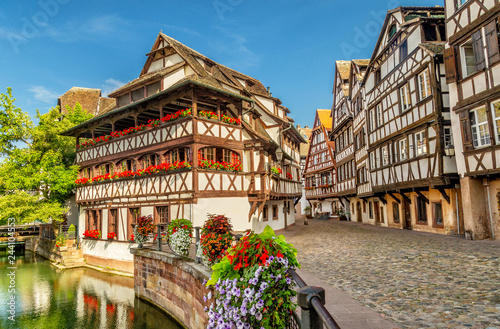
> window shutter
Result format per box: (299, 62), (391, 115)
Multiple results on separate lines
(444, 47), (458, 83)
(471, 30), (486, 71)
(460, 111), (474, 151)
(485, 20), (500, 65)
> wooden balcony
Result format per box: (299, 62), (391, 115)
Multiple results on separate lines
(76, 168), (250, 203)
(269, 175), (302, 197)
(305, 185), (336, 199)
(76, 117), (242, 165)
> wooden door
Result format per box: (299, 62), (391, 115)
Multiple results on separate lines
(374, 201), (380, 225)
(356, 202), (362, 222)
(403, 199), (412, 230)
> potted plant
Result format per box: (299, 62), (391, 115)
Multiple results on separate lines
(304, 206), (312, 219)
(107, 232), (117, 240)
(197, 214), (233, 266)
(167, 219), (193, 257)
(205, 226), (299, 328)
(133, 215), (155, 248)
(338, 208), (347, 221)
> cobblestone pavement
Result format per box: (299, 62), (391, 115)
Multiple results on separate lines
(281, 219), (500, 329)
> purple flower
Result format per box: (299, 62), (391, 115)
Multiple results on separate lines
(244, 288), (253, 298)
(255, 312), (262, 321)
(249, 277), (258, 285)
(286, 277), (292, 285)
(240, 305), (247, 316)
(260, 282), (268, 290)
(256, 299), (264, 309)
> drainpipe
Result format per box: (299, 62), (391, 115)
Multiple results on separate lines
(484, 179), (496, 239)
(455, 190), (460, 235)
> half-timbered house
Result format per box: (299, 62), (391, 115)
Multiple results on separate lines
(304, 110), (337, 216)
(444, 0), (500, 239)
(296, 125), (312, 218)
(349, 59), (377, 224)
(331, 61), (356, 218)
(363, 7), (462, 234)
(61, 33), (305, 271)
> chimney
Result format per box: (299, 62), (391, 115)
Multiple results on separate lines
(304, 126), (309, 129)
(297, 125), (301, 129)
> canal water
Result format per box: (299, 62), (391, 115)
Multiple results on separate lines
(0, 249), (183, 329)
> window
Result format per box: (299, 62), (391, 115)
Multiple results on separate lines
(460, 40), (477, 77)
(380, 207), (385, 223)
(444, 127), (453, 148)
(108, 209), (118, 237)
(128, 208), (140, 240)
(141, 154), (160, 168)
(491, 101), (500, 143)
(399, 138), (408, 161)
(369, 202), (373, 219)
(272, 205), (278, 220)
(393, 203), (400, 223)
(416, 196), (427, 224)
(198, 147), (215, 161)
(433, 202), (443, 227)
(400, 83), (411, 111)
(400, 40), (408, 62)
(374, 69), (381, 85)
(81, 167), (94, 179)
(382, 146), (389, 166)
(456, 0), (468, 8)
(167, 147), (192, 163)
(98, 163), (114, 176)
(119, 159), (136, 172)
(155, 206), (169, 224)
(370, 152), (376, 169)
(470, 107), (491, 147)
(263, 206), (268, 221)
(418, 69), (432, 100)
(388, 24), (397, 39)
(415, 131), (427, 156)
(86, 209), (101, 232)
(423, 23), (438, 42)
(376, 104), (383, 128)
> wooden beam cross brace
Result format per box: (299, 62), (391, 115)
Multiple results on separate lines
(388, 192), (401, 204)
(378, 194), (387, 205)
(400, 192), (411, 204)
(437, 187), (451, 204)
(416, 191), (429, 204)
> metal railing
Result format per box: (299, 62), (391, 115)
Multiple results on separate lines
(40, 223), (79, 244)
(288, 269), (341, 329)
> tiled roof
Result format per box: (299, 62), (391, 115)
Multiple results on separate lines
(297, 127), (312, 157)
(108, 61), (186, 97)
(352, 59), (370, 82)
(58, 87), (101, 115)
(336, 61), (351, 81)
(98, 97), (116, 116)
(419, 43), (445, 56)
(317, 109), (332, 130)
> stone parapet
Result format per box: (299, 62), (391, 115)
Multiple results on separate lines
(131, 248), (211, 329)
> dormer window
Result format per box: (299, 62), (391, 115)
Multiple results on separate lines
(388, 24), (397, 40)
(204, 61), (213, 74)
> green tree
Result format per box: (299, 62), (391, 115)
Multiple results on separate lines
(0, 88), (93, 225)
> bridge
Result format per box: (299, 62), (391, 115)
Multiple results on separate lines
(0, 225), (40, 249)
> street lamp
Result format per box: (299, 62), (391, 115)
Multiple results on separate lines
(444, 144), (455, 157)
(276, 147), (283, 162)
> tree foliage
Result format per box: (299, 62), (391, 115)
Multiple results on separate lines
(0, 88), (93, 225)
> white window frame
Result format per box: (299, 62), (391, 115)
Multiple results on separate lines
(399, 83), (411, 111)
(399, 138), (407, 161)
(460, 39), (477, 78)
(376, 104), (383, 127)
(415, 130), (427, 156)
(382, 145), (389, 166)
(418, 69), (432, 100)
(470, 106), (491, 147)
(370, 152), (376, 169)
(491, 100), (500, 143)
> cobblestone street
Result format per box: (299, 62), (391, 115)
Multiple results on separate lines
(282, 219), (500, 329)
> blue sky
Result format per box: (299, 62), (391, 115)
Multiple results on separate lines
(0, 0), (442, 128)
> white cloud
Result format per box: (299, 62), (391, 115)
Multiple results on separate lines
(28, 86), (59, 103)
(102, 78), (125, 97)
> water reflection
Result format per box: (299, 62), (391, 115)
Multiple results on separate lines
(0, 250), (182, 329)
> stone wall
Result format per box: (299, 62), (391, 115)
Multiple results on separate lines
(131, 248), (211, 329)
(25, 237), (80, 264)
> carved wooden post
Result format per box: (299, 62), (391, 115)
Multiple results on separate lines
(191, 90), (198, 117)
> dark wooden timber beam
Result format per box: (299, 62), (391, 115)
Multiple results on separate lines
(378, 194), (387, 205)
(416, 191), (429, 204)
(388, 192), (401, 204)
(437, 187), (451, 204)
(400, 192), (411, 204)
(342, 196), (350, 205)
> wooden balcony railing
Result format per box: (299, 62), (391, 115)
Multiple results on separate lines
(269, 175), (302, 196)
(76, 117), (242, 164)
(305, 185), (336, 198)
